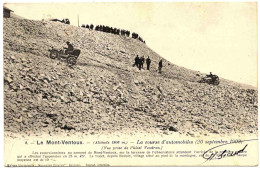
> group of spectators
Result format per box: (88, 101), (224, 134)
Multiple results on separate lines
(132, 32), (145, 43)
(95, 25), (130, 37)
(81, 24), (145, 43)
(81, 24), (94, 30)
(133, 55), (163, 73)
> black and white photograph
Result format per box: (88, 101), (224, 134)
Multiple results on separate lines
(2, 1), (258, 166)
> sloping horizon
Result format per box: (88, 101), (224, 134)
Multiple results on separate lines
(4, 2), (257, 87)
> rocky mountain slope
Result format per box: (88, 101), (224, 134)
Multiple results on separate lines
(4, 17), (258, 137)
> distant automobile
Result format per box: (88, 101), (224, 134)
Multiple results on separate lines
(50, 18), (70, 25)
(49, 46), (80, 65)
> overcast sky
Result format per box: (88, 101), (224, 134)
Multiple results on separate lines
(4, 2), (257, 87)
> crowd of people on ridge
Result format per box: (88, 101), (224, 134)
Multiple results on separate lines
(81, 24), (145, 43)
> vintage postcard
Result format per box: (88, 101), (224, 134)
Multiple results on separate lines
(3, 1), (258, 167)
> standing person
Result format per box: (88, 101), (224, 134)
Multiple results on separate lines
(133, 55), (140, 68)
(90, 24), (94, 30)
(158, 59), (163, 73)
(146, 56), (151, 70)
(138, 57), (142, 70)
(141, 56), (145, 69)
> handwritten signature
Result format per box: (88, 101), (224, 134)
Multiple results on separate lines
(202, 139), (257, 163)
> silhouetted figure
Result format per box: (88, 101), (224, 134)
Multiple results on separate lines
(132, 32), (137, 39)
(103, 26), (106, 32)
(146, 56), (151, 70)
(65, 41), (74, 54)
(95, 25), (98, 30)
(138, 59), (142, 70)
(90, 24), (94, 30)
(86, 24), (89, 29)
(140, 56), (145, 69)
(120, 29), (125, 36)
(158, 59), (163, 73)
(132, 32), (135, 38)
(133, 55), (140, 68)
(113, 28), (116, 34)
(206, 72), (213, 78)
(126, 31), (130, 37)
(81, 24), (85, 28)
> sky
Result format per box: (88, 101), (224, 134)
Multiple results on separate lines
(4, 2), (258, 87)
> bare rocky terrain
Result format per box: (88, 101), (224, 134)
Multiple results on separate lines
(4, 17), (258, 137)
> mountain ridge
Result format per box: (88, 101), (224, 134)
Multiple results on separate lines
(4, 17), (258, 137)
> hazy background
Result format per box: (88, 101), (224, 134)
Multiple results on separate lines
(4, 2), (257, 87)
